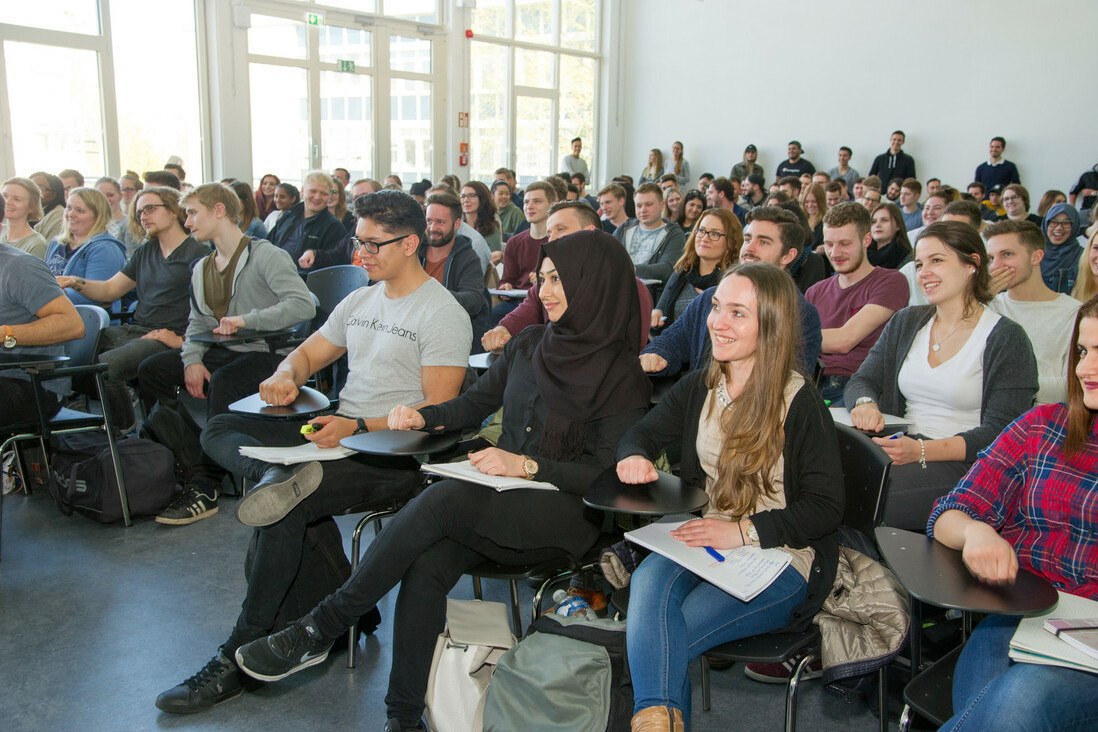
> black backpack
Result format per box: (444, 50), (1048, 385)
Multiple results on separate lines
(483, 613), (632, 732)
(48, 432), (179, 523)
(243, 515), (380, 637)
(139, 399), (203, 484)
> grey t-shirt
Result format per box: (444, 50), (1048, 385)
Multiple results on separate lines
(318, 277), (472, 418)
(0, 230), (48, 259)
(120, 236), (210, 333)
(628, 224), (667, 266)
(0, 244), (68, 378)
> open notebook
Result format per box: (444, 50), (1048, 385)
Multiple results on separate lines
(420, 460), (557, 492)
(626, 519), (792, 602)
(239, 442), (354, 465)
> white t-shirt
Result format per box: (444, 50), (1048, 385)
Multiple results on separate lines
(897, 307), (1000, 440)
(990, 292), (1080, 405)
(318, 278), (472, 418)
(899, 260), (929, 307)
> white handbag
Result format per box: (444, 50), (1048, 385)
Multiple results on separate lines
(424, 599), (517, 732)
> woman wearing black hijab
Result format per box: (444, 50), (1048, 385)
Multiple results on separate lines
(234, 230), (651, 731)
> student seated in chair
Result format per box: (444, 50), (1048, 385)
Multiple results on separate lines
(138, 183), (315, 526)
(0, 200), (86, 425)
(928, 296), (1098, 731)
(154, 190), (471, 716)
(230, 231), (650, 732)
(616, 263), (843, 730)
(55, 186), (208, 432)
(640, 206), (823, 378)
(845, 222), (1037, 531)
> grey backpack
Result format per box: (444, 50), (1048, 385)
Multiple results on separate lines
(483, 613), (632, 732)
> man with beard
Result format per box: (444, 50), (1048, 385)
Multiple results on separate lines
(55, 186), (208, 432)
(806, 202), (908, 406)
(639, 206), (822, 379)
(421, 191), (491, 350)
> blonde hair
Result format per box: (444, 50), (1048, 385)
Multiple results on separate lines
(181, 182), (241, 222)
(1073, 229), (1098, 303)
(58, 187), (112, 246)
(704, 263), (800, 516)
(2, 176), (44, 220)
(643, 148), (664, 180)
(304, 170), (336, 194)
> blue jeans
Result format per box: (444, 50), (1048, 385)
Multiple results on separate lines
(818, 374), (850, 407)
(626, 553), (807, 719)
(941, 614), (1098, 731)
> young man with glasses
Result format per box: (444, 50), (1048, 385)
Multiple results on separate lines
(55, 186), (208, 432)
(155, 189), (471, 715)
(136, 183), (315, 526)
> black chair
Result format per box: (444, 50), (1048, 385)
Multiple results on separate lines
(874, 527), (1059, 731)
(692, 423), (891, 732)
(306, 266), (368, 396)
(1, 307), (134, 556)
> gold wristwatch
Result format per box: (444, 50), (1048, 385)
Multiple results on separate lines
(744, 519), (759, 546)
(2, 325), (16, 349)
(522, 455), (539, 480)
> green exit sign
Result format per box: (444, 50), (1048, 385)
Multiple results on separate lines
(306, 12), (324, 26)
(338, 59), (356, 73)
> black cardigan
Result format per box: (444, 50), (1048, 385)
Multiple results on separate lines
(418, 326), (645, 557)
(616, 370), (844, 632)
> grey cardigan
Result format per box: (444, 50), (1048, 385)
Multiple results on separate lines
(843, 305), (1037, 462)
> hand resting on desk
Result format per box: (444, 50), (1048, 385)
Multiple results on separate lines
(617, 455), (659, 484)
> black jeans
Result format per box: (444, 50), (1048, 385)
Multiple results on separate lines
(199, 413), (423, 652)
(138, 349), (279, 489)
(0, 377), (60, 430)
(310, 479), (569, 724)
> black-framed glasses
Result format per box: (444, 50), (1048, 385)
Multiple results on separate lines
(351, 233), (411, 254)
(137, 204), (167, 218)
(1048, 220), (1073, 230)
(695, 227), (726, 241)
(458, 193), (478, 200)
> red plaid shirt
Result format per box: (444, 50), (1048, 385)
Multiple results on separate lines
(929, 403), (1098, 599)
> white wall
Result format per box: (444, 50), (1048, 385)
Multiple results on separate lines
(614, 0), (1098, 202)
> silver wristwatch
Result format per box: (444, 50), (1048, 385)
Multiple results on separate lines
(853, 397), (877, 407)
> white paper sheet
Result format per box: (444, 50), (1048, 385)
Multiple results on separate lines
(626, 519), (792, 601)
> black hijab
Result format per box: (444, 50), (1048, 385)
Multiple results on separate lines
(532, 230), (652, 460)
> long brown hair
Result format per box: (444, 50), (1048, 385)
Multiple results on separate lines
(1065, 296), (1098, 458)
(801, 182), (827, 228)
(916, 221), (992, 316)
(704, 263), (800, 516)
(674, 208), (741, 274)
(462, 180), (499, 237)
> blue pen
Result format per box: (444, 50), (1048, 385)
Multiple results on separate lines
(887, 431), (905, 440)
(704, 546), (726, 563)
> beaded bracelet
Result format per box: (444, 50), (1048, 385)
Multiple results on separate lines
(918, 438), (927, 470)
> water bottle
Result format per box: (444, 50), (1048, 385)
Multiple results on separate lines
(552, 589), (593, 618)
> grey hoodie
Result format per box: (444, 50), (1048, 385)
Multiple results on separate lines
(181, 239), (316, 367)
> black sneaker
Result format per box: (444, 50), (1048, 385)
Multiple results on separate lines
(236, 462), (323, 527)
(156, 483), (218, 525)
(235, 614), (333, 682)
(155, 650), (243, 714)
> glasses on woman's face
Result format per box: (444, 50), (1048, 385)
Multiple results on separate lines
(695, 227), (726, 241)
(137, 203), (167, 218)
(1048, 220), (1073, 230)
(351, 233), (410, 254)
(459, 193), (478, 201)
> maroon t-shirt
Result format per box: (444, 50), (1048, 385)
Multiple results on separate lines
(499, 229), (546, 289)
(806, 266), (909, 377)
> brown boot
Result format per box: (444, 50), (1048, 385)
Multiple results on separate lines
(630, 705), (684, 732)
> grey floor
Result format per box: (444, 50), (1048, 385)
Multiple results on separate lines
(0, 489), (891, 732)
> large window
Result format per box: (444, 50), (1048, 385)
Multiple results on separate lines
(243, 4), (441, 188)
(468, 0), (599, 186)
(0, 0), (204, 182)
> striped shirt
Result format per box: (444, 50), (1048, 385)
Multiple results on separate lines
(928, 403), (1098, 600)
